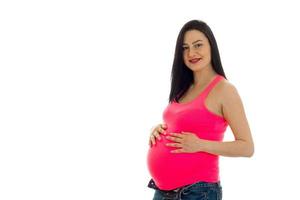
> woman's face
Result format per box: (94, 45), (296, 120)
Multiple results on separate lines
(182, 30), (212, 71)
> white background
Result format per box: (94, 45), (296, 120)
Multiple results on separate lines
(1, 0), (300, 199)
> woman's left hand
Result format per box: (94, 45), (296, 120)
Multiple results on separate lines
(165, 131), (205, 153)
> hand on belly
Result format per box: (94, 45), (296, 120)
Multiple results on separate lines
(153, 131), (203, 154)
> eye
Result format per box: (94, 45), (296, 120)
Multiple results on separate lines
(182, 46), (188, 50)
(195, 43), (202, 48)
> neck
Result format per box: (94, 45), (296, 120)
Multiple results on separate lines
(192, 64), (217, 87)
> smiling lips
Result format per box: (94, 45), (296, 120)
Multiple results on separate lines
(189, 58), (202, 64)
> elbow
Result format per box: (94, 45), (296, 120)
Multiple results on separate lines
(245, 149), (254, 157)
(245, 143), (255, 158)
(238, 139), (254, 157)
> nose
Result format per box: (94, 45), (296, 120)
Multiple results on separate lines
(187, 48), (197, 58)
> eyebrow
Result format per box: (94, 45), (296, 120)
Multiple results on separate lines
(182, 39), (203, 45)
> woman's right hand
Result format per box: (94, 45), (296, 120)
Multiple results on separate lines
(149, 123), (168, 147)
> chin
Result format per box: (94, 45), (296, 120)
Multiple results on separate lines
(187, 64), (204, 71)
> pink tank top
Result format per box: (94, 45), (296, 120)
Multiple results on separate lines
(147, 74), (228, 190)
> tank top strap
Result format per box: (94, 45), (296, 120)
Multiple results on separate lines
(200, 74), (224, 100)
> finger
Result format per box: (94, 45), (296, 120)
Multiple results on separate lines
(149, 136), (155, 146)
(150, 125), (156, 132)
(165, 143), (182, 147)
(158, 127), (167, 135)
(150, 135), (156, 145)
(169, 133), (183, 138)
(161, 123), (168, 129)
(166, 136), (181, 142)
(151, 124), (160, 132)
(153, 130), (161, 140)
(170, 148), (184, 153)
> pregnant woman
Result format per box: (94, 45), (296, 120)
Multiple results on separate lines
(146, 20), (255, 200)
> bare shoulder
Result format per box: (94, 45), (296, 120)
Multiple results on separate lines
(217, 78), (248, 125)
(204, 76), (243, 118)
(215, 78), (240, 106)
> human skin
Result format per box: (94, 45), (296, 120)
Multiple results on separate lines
(163, 29), (255, 157)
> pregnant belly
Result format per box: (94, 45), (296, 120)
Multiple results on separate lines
(147, 133), (218, 189)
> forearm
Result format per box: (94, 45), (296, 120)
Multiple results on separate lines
(200, 139), (254, 157)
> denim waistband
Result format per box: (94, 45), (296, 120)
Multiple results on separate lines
(147, 178), (221, 192)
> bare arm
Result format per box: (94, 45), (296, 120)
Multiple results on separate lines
(201, 82), (255, 157)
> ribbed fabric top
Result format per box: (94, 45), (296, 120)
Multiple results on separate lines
(147, 74), (228, 190)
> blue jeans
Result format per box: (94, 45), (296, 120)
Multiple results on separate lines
(147, 179), (222, 200)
